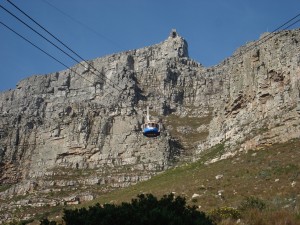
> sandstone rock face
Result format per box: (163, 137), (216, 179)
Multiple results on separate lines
(0, 28), (300, 221)
(0, 31), (191, 195)
(204, 30), (300, 154)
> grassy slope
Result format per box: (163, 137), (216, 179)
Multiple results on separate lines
(80, 138), (300, 212)
(8, 138), (300, 224)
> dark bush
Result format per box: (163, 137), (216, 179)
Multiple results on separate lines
(40, 219), (56, 225)
(61, 193), (214, 225)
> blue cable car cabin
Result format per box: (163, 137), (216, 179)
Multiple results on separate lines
(142, 121), (160, 137)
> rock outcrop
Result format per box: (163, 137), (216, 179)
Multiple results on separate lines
(0, 30), (190, 184)
(0, 28), (300, 222)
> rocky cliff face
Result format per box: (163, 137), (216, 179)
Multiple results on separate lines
(0, 28), (300, 221)
(204, 30), (300, 154)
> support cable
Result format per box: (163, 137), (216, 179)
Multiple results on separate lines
(232, 13), (300, 60)
(0, 3), (123, 92)
(0, 20), (95, 86)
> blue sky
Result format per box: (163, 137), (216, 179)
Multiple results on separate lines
(0, 0), (299, 91)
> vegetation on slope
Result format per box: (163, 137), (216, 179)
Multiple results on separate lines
(164, 111), (212, 155)
(79, 138), (300, 224)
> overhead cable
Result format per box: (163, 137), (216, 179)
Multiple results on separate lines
(0, 20), (95, 86)
(0, 2), (123, 92)
(232, 12), (300, 60)
(40, 0), (123, 49)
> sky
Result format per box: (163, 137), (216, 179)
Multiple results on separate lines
(0, 0), (299, 92)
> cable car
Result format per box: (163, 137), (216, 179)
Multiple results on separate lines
(142, 106), (161, 137)
(142, 121), (160, 137)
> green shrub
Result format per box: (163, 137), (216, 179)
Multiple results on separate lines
(209, 207), (241, 223)
(239, 196), (266, 211)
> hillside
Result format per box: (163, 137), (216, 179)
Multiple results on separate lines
(1, 28), (300, 223)
(91, 138), (300, 211)
(3, 138), (300, 224)
(80, 138), (300, 225)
